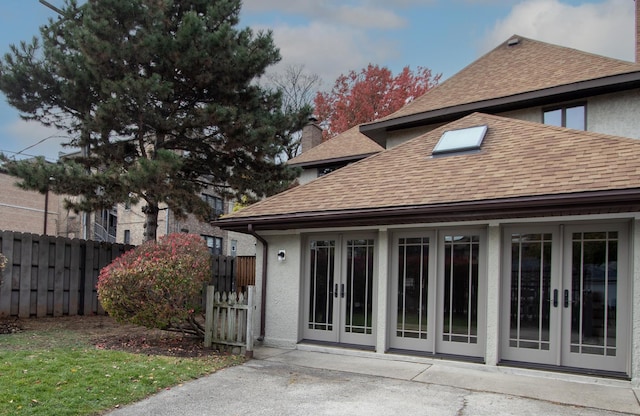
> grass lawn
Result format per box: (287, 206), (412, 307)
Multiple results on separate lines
(0, 316), (244, 416)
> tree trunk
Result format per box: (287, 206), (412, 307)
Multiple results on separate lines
(142, 203), (159, 242)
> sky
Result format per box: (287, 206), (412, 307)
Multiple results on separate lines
(0, 0), (635, 162)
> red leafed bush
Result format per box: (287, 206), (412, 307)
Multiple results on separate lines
(97, 233), (211, 338)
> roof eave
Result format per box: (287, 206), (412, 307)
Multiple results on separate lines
(215, 189), (640, 233)
(360, 72), (640, 142)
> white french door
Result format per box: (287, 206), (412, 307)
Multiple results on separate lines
(390, 232), (435, 351)
(303, 234), (376, 346)
(502, 223), (629, 374)
(390, 229), (486, 359)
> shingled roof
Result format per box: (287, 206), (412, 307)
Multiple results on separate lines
(287, 125), (384, 167)
(361, 36), (640, 140)
(217, 113), (640, 231)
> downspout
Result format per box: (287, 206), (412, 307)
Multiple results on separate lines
(247, 224), (268, 341)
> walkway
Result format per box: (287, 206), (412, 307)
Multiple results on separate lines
(108, 345), (640, 415)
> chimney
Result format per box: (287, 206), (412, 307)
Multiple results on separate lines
(636, 0), (640, 62)
(300, 116), (322, 153)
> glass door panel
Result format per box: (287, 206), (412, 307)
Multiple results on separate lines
(442, 235), (479, 344)
(341, 239), (375, 344)
(563, 228), (627, 372)
(510, 234), (552, 350)
(437, 232), (485, 357)
(501, 230), (558, 365)
(390, 235), (433, 350)
(304, 239), (338, 341)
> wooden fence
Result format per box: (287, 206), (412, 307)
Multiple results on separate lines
(0, 230), (256, 319)
(0, 230), (133, 318)
(211, 255), (256, 292)
(204, 285), (255, 357)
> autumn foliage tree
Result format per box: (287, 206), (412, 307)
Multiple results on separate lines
(314, 64), (441, 139)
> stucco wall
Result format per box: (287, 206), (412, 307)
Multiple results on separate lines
(257, 233), (302, 348)
(385, 124), (441, 148)
(497, 89), (640, 140)
(382, 88), (640, 152)
(588, 89), (640, 139)
(227, 231), (256, 256)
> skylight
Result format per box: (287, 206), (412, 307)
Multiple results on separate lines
(432, 125), (488, 155)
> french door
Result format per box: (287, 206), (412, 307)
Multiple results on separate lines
(390, 229), (486, 358)
(303, 234), (376, 346)
(502, 224), (629, 374)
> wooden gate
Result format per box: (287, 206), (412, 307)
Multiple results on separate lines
(204, 285), (256, 357)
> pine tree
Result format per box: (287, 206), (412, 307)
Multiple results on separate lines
(0, 0), (308, 241)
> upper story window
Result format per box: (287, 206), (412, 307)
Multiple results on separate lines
(543, 104), (585, 130)
(201, 194), (224, 219)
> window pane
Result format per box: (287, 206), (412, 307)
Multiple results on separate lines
(543, 109), (562, 127)
(443, 234), (479, 344)
(565, 105), (585, 130)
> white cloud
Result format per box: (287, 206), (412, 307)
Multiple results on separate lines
(480, 0), (635, 61)
(262, 22), (399, 86)
(242, 0), (407, 29)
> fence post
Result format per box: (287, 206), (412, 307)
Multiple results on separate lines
(246, 285), (255, 358)
(204, 285), (215, 348)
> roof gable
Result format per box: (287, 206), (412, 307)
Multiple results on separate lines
(366, 36), (640, 126)
(222, 113), (640, 223)
(287, 125), (384, 167)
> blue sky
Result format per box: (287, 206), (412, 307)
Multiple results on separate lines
(0, 0), (635, 161)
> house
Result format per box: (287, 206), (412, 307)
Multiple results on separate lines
(289, 122), (384, 185)
(115, 190), (255, 255)
(44, 147), (255, 253)
(0, 158), (253, 255)
(216, 8), (640, 382)
(0, 170), (79, 238)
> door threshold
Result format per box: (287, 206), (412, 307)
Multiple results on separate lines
(499, 360), (629, 380)
(387, 348), (484, 364)
(299, 339), (375, 352)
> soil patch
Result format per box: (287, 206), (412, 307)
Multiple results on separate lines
(0, 315), (212, 357)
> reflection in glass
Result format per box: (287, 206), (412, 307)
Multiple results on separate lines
(570, 232), (617, 356)
(443, 235), (479, 344)
(308, 240), (335, 330)
(397, 237), (429, 339)
(345, 239), (374, 335)
(509, 234), (551, 350)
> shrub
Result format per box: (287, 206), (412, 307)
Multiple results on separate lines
(97, 233), (211, 338)
(0, 253), (7, 272)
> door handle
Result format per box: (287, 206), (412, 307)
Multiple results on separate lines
(334, 284), (338, 298)
(341, 283), (345, 298)
(564, 289), (569, 308)
(553, 289), (558, 307)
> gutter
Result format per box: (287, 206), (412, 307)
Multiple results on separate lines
(247, 223), (268, 341)
(217, 188), (640, 232)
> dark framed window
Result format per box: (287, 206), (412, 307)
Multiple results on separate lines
(203, 235), (223, 255)
(201, 194), (224, 219)
(318, 163), (348, 178)
(124, 230), (131, 245)
(543, 104), (585, 130)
